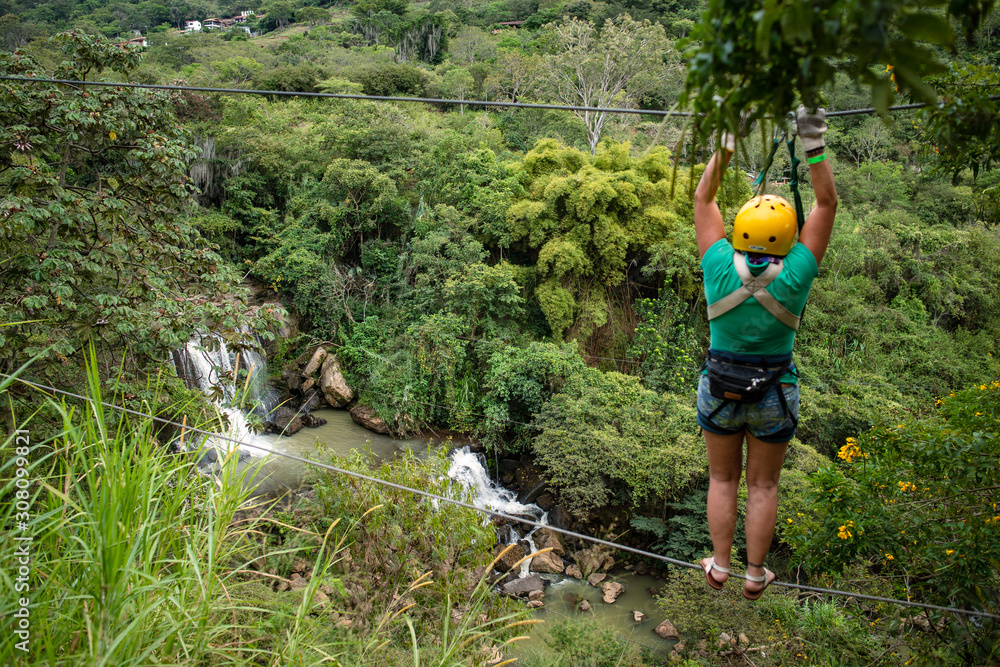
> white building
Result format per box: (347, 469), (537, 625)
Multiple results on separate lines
(184, 20), (201, 33)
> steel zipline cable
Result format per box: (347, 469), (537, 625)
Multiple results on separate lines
(0, 75), (690, 117)
(4, 75), (996, 118)
(3, 371), (999, 622)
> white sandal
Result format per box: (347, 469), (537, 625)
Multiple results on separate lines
(702, 557), (730, 590)
(742, 565), (775, 600)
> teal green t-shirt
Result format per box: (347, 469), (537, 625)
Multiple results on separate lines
(702, 238), (819, 368)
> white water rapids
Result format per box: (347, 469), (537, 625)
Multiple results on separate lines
(447, 447), (546, 577)
(171, 332), (281, 464)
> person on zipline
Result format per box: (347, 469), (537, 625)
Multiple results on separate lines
(694, 107), (836, 600)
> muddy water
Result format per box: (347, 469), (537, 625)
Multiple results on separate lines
(239, 409), (435, 495)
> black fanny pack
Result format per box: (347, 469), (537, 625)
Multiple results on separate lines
(704, 351), (793, 404)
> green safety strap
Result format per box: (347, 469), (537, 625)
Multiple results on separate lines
(786, 134), (806, 232)
(752, 136), (782, 194)
(750, 128), (806, 231)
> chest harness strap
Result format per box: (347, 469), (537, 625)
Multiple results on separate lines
(706, 251), (801, 330)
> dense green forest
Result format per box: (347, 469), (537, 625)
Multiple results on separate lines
(3, 0), (1000, 664)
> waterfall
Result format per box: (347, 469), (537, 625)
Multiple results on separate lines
(448, 446), (546, 577)
(171, 332), (278, 465)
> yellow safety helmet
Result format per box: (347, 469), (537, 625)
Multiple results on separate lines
(732, 195), (797, 256)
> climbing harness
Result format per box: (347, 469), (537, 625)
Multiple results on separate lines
(706, 251), (801, 329)
(701, 252), (800, 430)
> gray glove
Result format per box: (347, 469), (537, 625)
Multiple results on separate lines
(796, 106), (827, 152)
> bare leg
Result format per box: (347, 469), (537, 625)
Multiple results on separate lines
(743, 432), (787, 593)
(702, 428), (746, 584)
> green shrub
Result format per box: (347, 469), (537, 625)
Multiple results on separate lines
(785, 380), (1000, 663)
(518, 617), (658, 667)
(355, 62), (427, 97)
(481, 341), (587, 453)
(531, 369), (704, 520)
(628, 292), (701, 394)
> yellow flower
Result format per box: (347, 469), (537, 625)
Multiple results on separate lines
(946, 549), (955, 555)
(885, 553), (894, 560)
(109, 131), (117, 140)
(788, 518), (794, 523)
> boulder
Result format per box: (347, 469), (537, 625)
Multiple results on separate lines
(517, 479), (547, 505)
(532, 528), (566, 557)
(655, 619), (679, 640)
(528, 549), (564, 574)
(633, 611), (646, 622)
(283, 369), (304, 392)
(301, 390), (323, 413)
(586, 573), (607, 587)
(548, 504), (574, 530)
(528, 590), (545, 602)
(579, 600), (591, 611)
(502, 574), (545, 598)
(575, 547), (615, 578)
(535, 492), (555, 511)
(350, 405), (391, 436)
(265, 406), (305, 436)
(601, 582), (625, 604)
(494, 543), (526, 573)
(564, 564), (583, 579)
(301, 413), (327, 428)
(302, 347), (328, 377)
(514, 463), (542, 490)
(319, 354), (353, 407)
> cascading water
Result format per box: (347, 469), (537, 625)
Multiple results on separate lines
(448, 447), (674, 652)
(171, 332), (279, 465)
(448, 446), (546, 577)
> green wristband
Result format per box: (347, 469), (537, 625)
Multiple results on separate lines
(807, 152), (827, 164)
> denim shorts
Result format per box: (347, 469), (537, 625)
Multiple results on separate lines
(696, 374), (799, 443)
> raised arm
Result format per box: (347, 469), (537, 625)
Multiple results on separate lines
(694, 139), (733, 259)
(795, 106), (838, 266)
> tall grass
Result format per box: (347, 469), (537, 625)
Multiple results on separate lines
(0, 355), (311, 665)
(0, 353), (530, 666)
